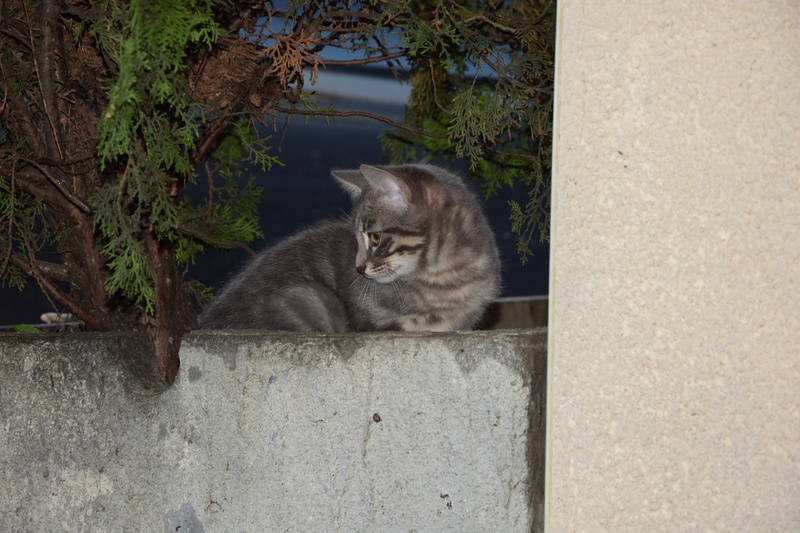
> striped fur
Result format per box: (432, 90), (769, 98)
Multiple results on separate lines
(199, 164), (500, 332)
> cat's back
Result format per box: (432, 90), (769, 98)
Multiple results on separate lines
(199, 219), (357, 329)
(407, 165), (501, 330)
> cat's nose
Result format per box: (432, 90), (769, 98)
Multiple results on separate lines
(356, 264), (366, 275)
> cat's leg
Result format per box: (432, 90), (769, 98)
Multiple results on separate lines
(274, 283), (350, 332)
(395, 308), (482, 332)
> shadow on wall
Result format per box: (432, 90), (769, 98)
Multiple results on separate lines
(0, 296), (547, 333)
(478, 297), (548, 330)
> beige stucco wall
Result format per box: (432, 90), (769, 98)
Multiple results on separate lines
(546, 2), (799, 531)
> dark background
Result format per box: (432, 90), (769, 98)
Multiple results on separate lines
(0, 77), (549, 326)
(190, 116), (550, 300)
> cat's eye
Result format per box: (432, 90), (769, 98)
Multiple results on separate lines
(368, 232), (381, 246)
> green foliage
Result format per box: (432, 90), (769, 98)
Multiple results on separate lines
(447, 87), (507, 162)
(1, 0), (554, 331)
(0, 263), (26, 291)
(175, 118), (267, 268)
(87, 0), (243, 312)
(97, 0), (220, 171)
(0, 172), (53, 289)
(183, 279), (215, 308)
(90, 153), (179, 313)
(510, 178), (551, 265)
(2, 0), (266, 316)
(382, 0), (555, 261)
(12, 324), (43, 332)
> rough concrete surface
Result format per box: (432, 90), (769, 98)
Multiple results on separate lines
(547, 1), (800, 531)
(0, 329), (546, 532)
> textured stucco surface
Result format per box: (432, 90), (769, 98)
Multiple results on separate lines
(547, 1), (800, 531)
(0, 329), (546, 532)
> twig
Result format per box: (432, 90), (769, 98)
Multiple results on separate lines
(320, 51), (408, 67)
(190, 116), (232, 167)
(276, 107), (446, 139)
(429, 57), (451, 114)
(371, 37), (404, 81)
(24, 0), (64, 159)
(277, 113), (290, 152)
(191, 47), (211, 92)
(485, 146), (543, 162)
(0, 24), (32, 50)
(460, 12), (518, 34)
(316, 9), (381, 21)
(8, 248), (106, 330)
(33, 154), (96, 168)
(0, 64), (7, 115)
(482, 49), (553, 96)
(204, 160), (214, 224)
(177, 225), (257, 256)
(0, 77), (41, 152)
(34, 260), (69, 281)
(0, 165), (76, 212)
(0, 160), (16, 276)
(24, 158), (92, 213)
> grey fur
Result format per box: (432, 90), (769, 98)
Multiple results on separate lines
(199, 164), (501, 332)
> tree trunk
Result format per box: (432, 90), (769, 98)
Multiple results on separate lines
(142, 233), (197, 384)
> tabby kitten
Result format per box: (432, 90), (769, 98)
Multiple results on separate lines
(199, 164), (500, 332)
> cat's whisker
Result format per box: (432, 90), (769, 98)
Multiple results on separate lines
(390, 281), (407, 310)
(384, 267), (409, 306)
(357, 277), (372, 312)
(370, 281), (378, 308)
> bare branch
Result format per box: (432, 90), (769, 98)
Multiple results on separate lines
(0, 165), (70, 210)
(8, 250), (107, 330)
(0, 162), (17, 277)
(190, 116), (232, 168)
(275, 107), (446, 140)
(316, 24), (378, 34)
(35, 260), (69, 281)
(32, 153), (97, 170)
(317, 9), (382, 21)
(321, 51), (408, 67)
(0, 22), (32, 50)
(25, 0), (64, 159)
(456, 6), (518, 34)
(485, 146), (545, 163)
(0, 76), (41, 153)
(24, 159), (92, 213)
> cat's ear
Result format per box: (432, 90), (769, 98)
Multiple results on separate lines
(359, 165), (412, 208)
(331, 169), (368, 200)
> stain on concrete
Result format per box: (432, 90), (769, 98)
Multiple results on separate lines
(164, 502), (204, 533)
(187, 366), (202, 382)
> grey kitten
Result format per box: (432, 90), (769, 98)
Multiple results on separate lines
(199, 163), (501, 332)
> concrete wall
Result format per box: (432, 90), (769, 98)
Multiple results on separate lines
(0, 329), (546, 532)
(547, 2), (800, 531)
